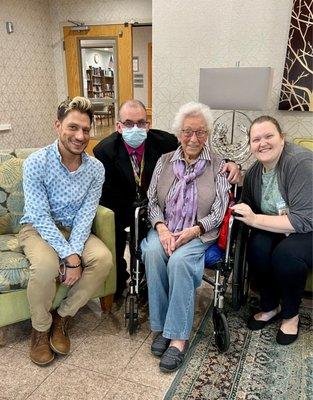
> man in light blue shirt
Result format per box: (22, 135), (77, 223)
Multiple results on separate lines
(19, 97), (113, 366)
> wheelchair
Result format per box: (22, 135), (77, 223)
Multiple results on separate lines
(124, 199), (150, 335)
(124, 192), (250, 352)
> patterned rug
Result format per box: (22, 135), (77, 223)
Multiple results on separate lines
(164, 300), (313, 400)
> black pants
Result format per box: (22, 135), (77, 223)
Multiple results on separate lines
(247, 230), (312, 319)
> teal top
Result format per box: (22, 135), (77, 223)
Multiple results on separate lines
(242, 143), (313, 233)
(261, 169), (288, 215)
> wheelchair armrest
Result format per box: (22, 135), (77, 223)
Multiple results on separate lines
(132, 197), (148, 210)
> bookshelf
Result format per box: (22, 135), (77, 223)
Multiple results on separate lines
(102, 75), (114, 97)
(86, 66), (114, 99)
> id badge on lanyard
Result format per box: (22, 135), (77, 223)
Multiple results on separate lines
(130, 153), (145, 201)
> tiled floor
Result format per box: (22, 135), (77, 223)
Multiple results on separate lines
(0, 283), (213, 400)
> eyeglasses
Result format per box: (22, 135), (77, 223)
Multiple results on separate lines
(181, 129), (208, 138)
(120, 120), (148, 129)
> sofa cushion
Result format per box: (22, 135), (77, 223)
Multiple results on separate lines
(0, 148), (40, 235)
(0, 241), (30, 292)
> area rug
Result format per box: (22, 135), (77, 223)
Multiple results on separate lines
(164, 300), (312, 400)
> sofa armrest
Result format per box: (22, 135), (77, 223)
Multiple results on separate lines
(92, 206), (116, 264)
(92, 205), (116, 296)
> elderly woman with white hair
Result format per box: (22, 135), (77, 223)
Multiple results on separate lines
(141, 101), (230, 372)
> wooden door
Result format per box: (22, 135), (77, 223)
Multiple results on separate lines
(63, 24), (133, 106)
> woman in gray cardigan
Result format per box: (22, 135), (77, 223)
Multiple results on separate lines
(141, 102), (230, 372)
(232, 115), (313, 345)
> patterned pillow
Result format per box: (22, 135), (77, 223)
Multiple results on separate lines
(0, 148), (40, 292)
(0, 157), (25, 234)
(15, 148), (40, 160)
(0, 234), (22, 252)
(0, 153), (14, 163)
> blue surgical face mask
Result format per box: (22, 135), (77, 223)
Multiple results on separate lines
(122, 126), (147, 148)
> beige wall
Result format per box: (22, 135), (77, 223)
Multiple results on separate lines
(0, 0), (57, 148)
(152, 0), (313, 148)
(1, 0), (312, 149)
(0, 0), (152, 148)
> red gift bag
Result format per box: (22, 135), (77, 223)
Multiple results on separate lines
(217, 192), (235, 250)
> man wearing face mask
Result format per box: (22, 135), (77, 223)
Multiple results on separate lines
(93, 100), (240, 298)
(93, 100), (177, 297)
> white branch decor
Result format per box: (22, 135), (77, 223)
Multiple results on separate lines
(279, 0), (313, 111)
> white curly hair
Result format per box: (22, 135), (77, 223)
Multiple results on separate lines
(172, 101), (213, 138)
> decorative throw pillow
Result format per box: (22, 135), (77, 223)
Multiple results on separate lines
(0, 157), (25, 234)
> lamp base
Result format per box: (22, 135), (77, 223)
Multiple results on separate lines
(210, 111), (251, 165)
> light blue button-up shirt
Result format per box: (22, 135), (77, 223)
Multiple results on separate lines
(21, 140), (105, 259)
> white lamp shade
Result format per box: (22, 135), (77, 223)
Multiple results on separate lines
(199, 67), (273, 111)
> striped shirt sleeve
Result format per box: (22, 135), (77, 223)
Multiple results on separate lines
(147, 156), (166, 228)
(198, 160), (231, 232)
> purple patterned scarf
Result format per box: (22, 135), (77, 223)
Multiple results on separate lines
(165, 159), (207, 232)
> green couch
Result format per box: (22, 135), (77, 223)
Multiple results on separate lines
(0, 148), (116, 342)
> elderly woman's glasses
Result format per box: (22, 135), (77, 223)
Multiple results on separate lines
(120, 120), (148, 129)
(181, 129), (208, 138)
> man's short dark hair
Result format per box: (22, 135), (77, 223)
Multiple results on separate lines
(118, 99), (146, 120)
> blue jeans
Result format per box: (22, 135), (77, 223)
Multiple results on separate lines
(141, 229), (210, 340)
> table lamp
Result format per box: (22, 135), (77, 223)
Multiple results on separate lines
(199, 66), (273, 164)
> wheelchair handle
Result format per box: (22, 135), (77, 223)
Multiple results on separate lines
(231, 211), (243, 218)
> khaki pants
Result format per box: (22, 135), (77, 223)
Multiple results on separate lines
(19, 224), (113, 332)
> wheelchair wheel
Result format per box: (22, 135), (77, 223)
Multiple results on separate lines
(125, 295), (138, 335)
(213, 308), (230, 352)
(232, 223), (249, 311)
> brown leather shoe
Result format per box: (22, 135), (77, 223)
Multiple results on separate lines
(49, 311), (71, 355)
(30, 328), (54, 366)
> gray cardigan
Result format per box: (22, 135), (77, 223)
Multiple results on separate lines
(242, 143), (313, 233)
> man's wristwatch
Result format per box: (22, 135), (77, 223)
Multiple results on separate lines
(63, 255), (82, 269)
(64, 262), (81, 269)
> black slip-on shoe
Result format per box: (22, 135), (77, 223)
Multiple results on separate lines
(151, 333), (171, 357)
(276, 326), (299, 345)
(247, 312), (282, 331)
(159, 341), (189, 373)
